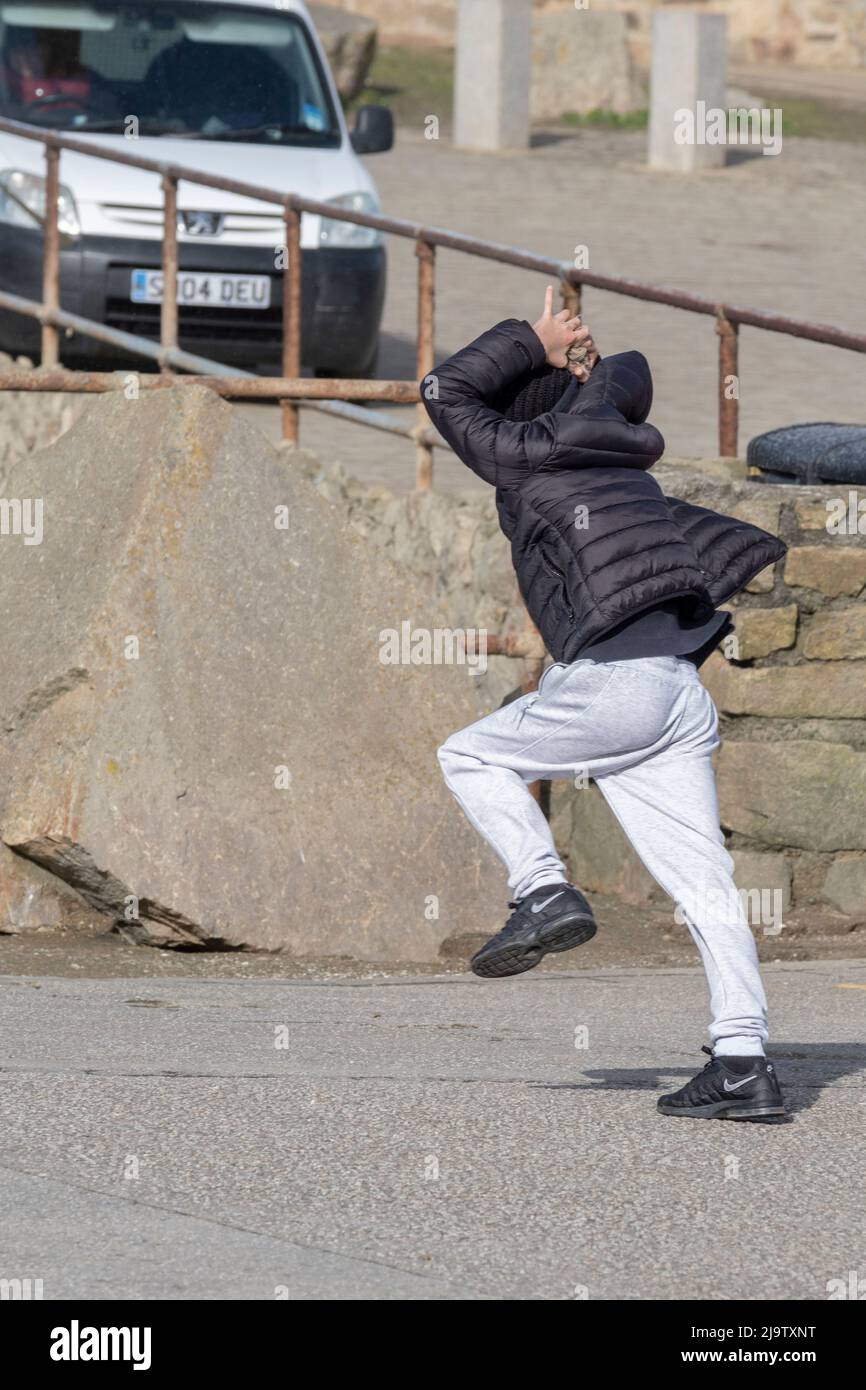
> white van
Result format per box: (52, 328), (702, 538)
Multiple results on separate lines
(0, 0), (392, 374)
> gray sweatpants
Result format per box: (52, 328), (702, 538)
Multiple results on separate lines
(438, 655), (767, 1055)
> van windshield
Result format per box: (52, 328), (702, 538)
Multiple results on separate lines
(0, 1), (341, 143)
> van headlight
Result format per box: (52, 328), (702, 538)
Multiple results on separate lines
(0, 170), (81, 236)
(318, 191), (382, 249)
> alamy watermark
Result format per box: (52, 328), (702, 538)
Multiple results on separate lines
(0, 1276), (43, 1299)
(379, 622), (487, 675)
(675, 103), (783, 158)
(675, 883), (785, 938)
(826, 1270), (866, 1300)
(0, 497), (43, 545)
(826, 491), (866, 535)
(50, 1321), (152, 1370)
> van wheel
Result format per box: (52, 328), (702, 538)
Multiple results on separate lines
(314, 342), (379, 381)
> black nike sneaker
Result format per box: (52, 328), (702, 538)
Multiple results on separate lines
(657, 1046), (787, 1121)
(470, 883), (596, 979)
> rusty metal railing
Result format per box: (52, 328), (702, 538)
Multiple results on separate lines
(1, 113), (865, 490)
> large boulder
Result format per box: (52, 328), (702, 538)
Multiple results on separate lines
(0, 387), (502, 960)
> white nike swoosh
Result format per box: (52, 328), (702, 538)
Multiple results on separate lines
(531, 891), (565, 913)
(723, 1074), (760, 1092)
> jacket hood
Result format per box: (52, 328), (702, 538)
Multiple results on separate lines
(530, 350), (664, 476)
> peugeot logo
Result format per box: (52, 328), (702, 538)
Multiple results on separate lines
(180, 210), (224, 237)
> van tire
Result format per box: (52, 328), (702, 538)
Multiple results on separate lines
(314, 341), (379, 381)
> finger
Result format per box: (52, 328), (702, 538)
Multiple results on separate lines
(563, 315), (583, 330)
(543, 284), (554, 318)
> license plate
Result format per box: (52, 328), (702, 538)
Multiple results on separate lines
(130, 269), (271, 309)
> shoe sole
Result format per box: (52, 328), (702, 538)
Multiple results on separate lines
(657, 1099), (787, 1121)
(470, 911), (597, 979)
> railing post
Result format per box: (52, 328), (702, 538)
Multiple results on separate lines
(281, 204), (302, 443)
(160, 174), (178, 371)
(41, 145), (61, 368)
(716, 309), (739, 458)
(415, 237), (436, 489)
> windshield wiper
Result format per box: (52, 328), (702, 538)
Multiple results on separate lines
(67, 118), (188, 135)
(57, 118), (331, 140)
(188, 123), (327, 142)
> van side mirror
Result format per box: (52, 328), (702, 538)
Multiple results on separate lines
(350, 104), (394, 154)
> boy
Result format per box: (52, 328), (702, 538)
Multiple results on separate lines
(423, 290), (787, 1121)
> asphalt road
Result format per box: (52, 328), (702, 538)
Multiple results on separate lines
(1, 959), (865, 1300)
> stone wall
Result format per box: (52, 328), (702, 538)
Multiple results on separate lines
(530, 11), (645, 118)
(291, 446), (866, 927)
(308, 3), (378, 102)
(575, 1), (866, 71)
(556, 463), (866, 928)
(332, 0), (866, 69)
(332, 0), (452, 47)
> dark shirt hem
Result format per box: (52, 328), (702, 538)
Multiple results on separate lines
(577, 598), (733, 670)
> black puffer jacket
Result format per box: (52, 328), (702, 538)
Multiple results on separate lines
(422, 319), (787, 663)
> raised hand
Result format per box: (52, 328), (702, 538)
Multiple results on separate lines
(531, 284), (599, 379)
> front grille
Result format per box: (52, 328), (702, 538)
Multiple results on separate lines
(104, 298), (284, 344)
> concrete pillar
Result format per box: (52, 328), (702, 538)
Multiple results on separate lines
(648, 11), (728, 172)
(454, 0), (532, 152)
